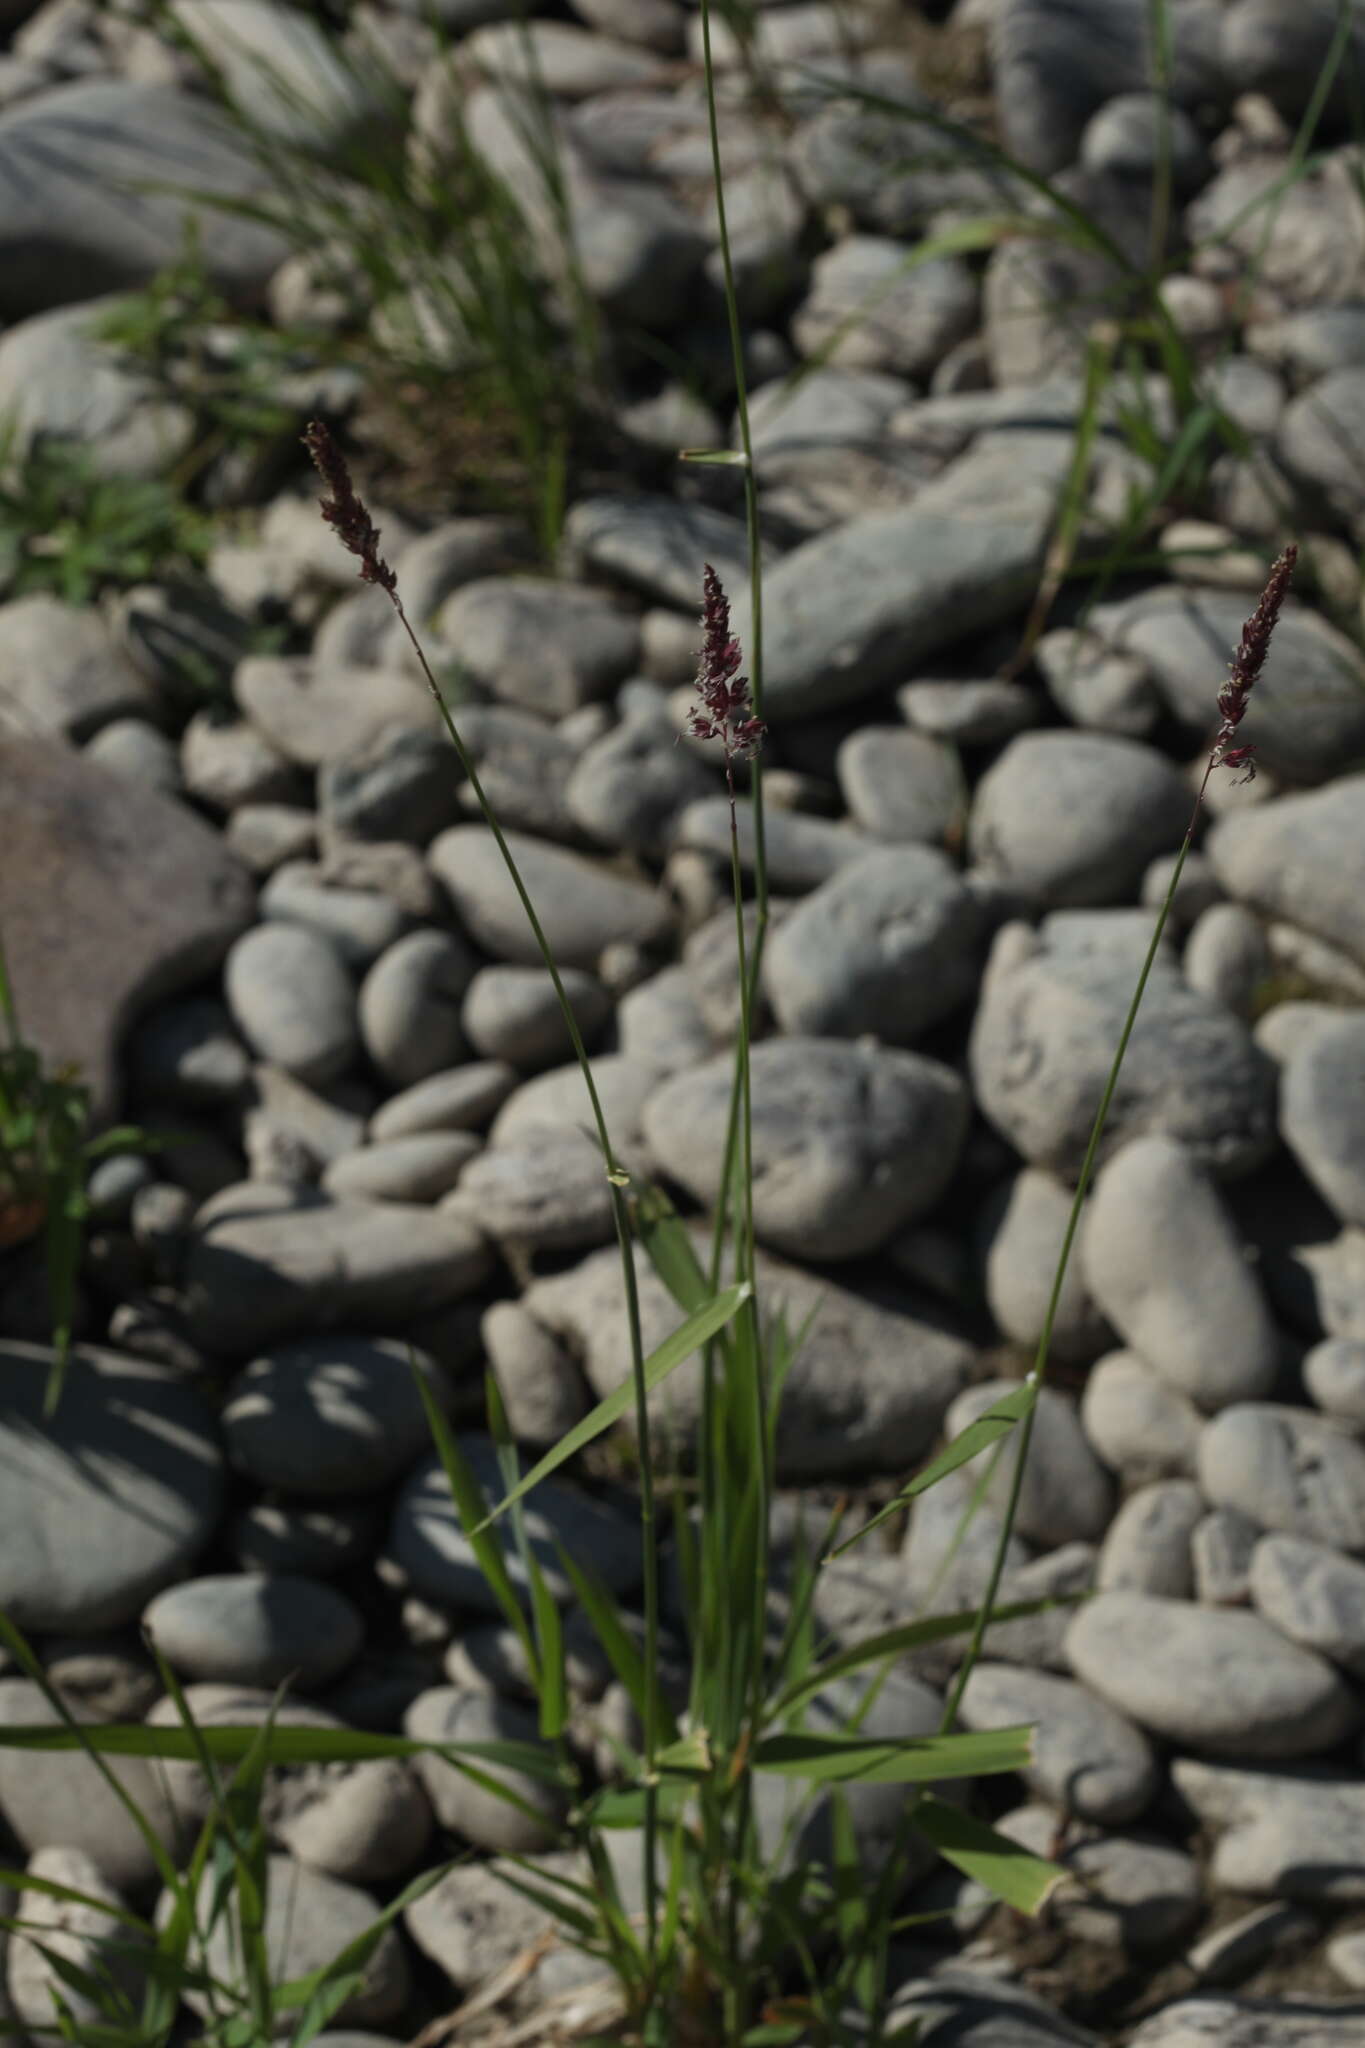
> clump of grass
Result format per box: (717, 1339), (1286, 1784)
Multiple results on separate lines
(0, 424), (211, 606)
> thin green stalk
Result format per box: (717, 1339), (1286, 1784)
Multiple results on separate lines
(387, 597), (663, 1984)
(698, 11), (774, 2031)
(941, 747), (1232, 1736)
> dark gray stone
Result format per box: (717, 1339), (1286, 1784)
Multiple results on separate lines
(958, 1663), (1159, 1825)
(970, 732), (1189, 908)
(142, 1573), (365, 1689)
(969, 918), (1277, 1183)
(643, 1035), (969, 1261)
(429, 825), (671, 968)
(0, 1344), (223, 1632)
(389, 1437), (641, 1614)
(0, 80), (285, 317)
(222, 1335), (447, 1496)
(763, 847), (986, 1043)
(1068, 1591), (1359, 1757)
(733, 433), (1069, 719)
(1198, 1403), (1365, 1551)
(525, 1235), (972, 1480)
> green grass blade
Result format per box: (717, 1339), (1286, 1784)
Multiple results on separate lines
(770, 1595), (1077, 1719)
(911, 1796), (1064, 1915)
(751, 1725), (1033, 1785)
(828, 1382), (1037, 1559)
(634, 1182), (716, 1317)
(472, 1282), (751, 1531)
(557, 1547), (679, 1749)
(411, 1354), (539, 1674)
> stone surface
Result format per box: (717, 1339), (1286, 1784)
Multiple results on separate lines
(369, 1061), (516, 1140)
(762, 848), (986, 1044)
(235, 657), (436, 769)
(318, 727), (460, 848)
(261, 863), (410, 971)
(0, 737), (254, 1120)
(357, 929), (475, 1088)
(1198, 1404), (1365, 1551)
(970, 917), (1277, 1183)
(1081, 1138), (1281, 1409)
(1096, 1479), (1204, 1598)
(957, 1663), (1159, 1825)
(0, 1677), (180, 1894)
(439, 576), (639, 715)
(1128, 1999), (1365, 2047)
(143, 1573), (365, 1689)
(0, 595), (153, 740)
(1208, 776), (1365, 970)
(322, 1131), (477, 1204)
(462, 965), (611, 1071)
(225, 922), (358, 1085)
(969, 733), (1190, 908)
(993, 1803), (1203, 1950)
(404, 1687), (567, 1852)
(945, 1381), (1114, 1548)
(389, 1437), (641, 1615)
(839, 720), (965, 847)
(1250, 1533), (1365, 1678)
(672, 796), (867, 894)
(1097, 588), (1365, 784)
(1081, 1351), (1202, 1482)
(979, 1168), (1113, 1366)
(526, 1235), (971, 1480)
(992, 0), (1222, 174)
(0, 1344), (223, 1633)
(480, 1300), (588, 1449)
(1281, 1014), (1365, 1230)
(561, 493), (754, 611)
(1193, 1507), (1261, 1608)
(1183, 903), (1270, 1020)
(222, 1336), (448, 1497)
(182, 1182), (491, 1354)
(643, 1036), (969, 1261)
(791, 235), (979, 378)
(1067, 1592), (1359, 1757)
(168, 1855), (409, 2031)
(7, 1846), (141, 2034)
(430, 824), (670, 969)
(0, 79), (285, 317)
(1173, 1755), (1365, 1902)
(1305, 1338), (1365, 1424)
(566, 699), (717, 858)
(734, 433), (1069, 719)
(172, 0), (379, 151)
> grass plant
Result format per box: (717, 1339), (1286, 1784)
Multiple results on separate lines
(0, 0), (1320, 2041)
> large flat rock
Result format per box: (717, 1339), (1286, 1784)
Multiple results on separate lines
(0, 1343), (224, 1633)
(0, 80), (287, 318)
(0, 739), (255, 1121)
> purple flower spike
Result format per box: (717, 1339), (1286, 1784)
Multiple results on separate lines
(303, 420), (397, 596)
(1210, 543), (1297, 783)
(688, 563), (765, 769)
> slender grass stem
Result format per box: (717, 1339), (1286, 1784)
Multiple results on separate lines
(941, 821), (1197, 1735)
(697, 10), (774, 2031)
(386, 595), (663, 1986)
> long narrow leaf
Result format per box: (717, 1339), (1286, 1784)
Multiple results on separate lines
(829, 1383), (1036, 1559)
(412, 1356), (539, 1671)
(912, 1796), (1064, 1916)
(770, 1594), (1078, 1718)
(752, 1725), (1033, 1785)
(557, 1547), (679, 1749)
(472, 1282), (751, 1531)
(0, 1721), (566, 1781)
